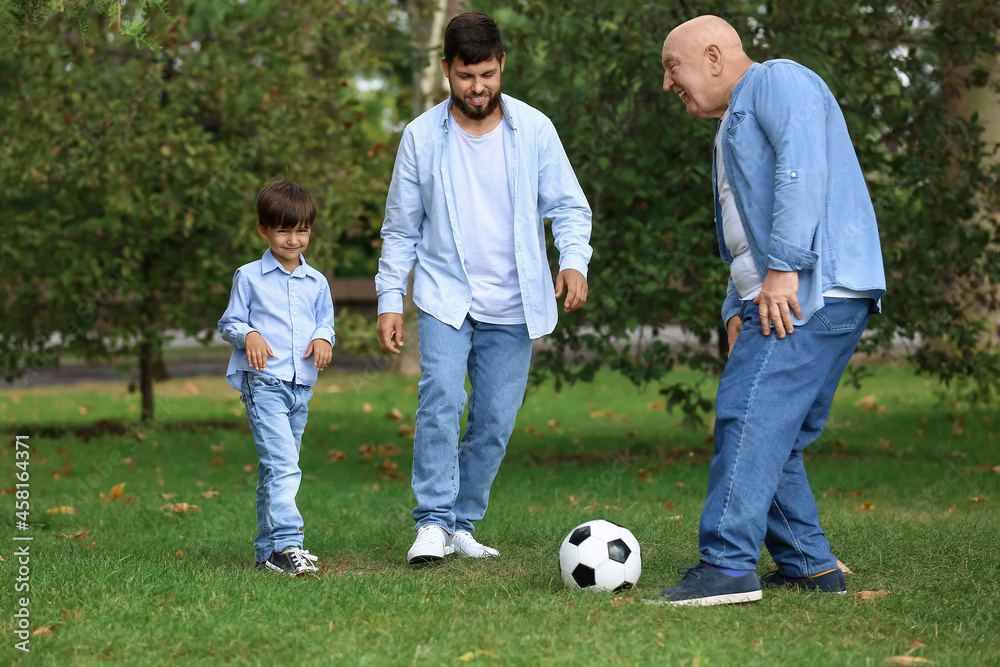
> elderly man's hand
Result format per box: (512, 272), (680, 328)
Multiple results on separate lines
(753, 269), (802, 338)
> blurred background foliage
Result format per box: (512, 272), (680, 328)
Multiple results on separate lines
(1, 0), (998, 421)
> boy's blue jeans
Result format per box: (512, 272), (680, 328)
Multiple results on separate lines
(700, 297), (874, 576)
(411, 310), (534, 534)
(240, 371), (313, 562)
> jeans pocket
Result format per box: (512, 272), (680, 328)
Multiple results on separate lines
(813, 298), (872, 332)
(247, 372), (282, 390)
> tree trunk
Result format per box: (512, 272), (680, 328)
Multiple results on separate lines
(394, 0), (466, 376)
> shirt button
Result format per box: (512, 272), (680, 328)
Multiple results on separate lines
(790, 171), (797, 178)
(465, 299), (470, 303)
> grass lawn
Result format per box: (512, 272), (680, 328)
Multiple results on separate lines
(1, 363), (998, 666)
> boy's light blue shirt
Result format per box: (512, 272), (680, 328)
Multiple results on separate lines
(714, 60), (887, 326)
(219, 250), (335, 390)
(375, 93), (593, 340)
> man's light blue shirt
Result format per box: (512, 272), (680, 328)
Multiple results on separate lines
(219, 250), (335, 390)
(375, 93), (593, 340)
(714, 60), (886, 326)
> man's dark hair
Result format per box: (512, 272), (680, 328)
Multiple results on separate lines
(443, 12), (503, 65)
(256, 181), (317, 230)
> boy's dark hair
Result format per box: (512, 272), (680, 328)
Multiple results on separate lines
(443, 12), (503, 66)
(256, 181), (317, 230)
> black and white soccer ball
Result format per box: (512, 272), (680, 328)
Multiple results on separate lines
(559, 519), (641, 593)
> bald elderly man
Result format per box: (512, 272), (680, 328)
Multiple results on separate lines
(646, 16), (886, 606)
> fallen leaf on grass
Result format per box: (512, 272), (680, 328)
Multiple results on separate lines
(378, 444), (404, 457)
(51, 463), (73, 479)
(837, 559), (854, 575)
(970, 497), (989, 503)
(57, 446), (70, 455)
(211, 456), (223, 467)
(398, 424), (415, 438)
(568, 495), (579, 505)
(387, 408), (403, 421)
(56, 528), (91, 540)
(160, 503), (200, 514)
(99, 482), (126, 502)
(611, 597), (634, 607)
(638, 468), (658, 482)
(201, 490), (220, 499)
(359, 444), (376, 462)
(243, 464), (256, 473)
(184, 381), (200, 395)
(458, 652), (476, 663)
(327, 384), (342, 393)
(590, 410), (614, 419)
(32, 625), (56, 636)
(328, 450), (348, 462)
(861, 501), (875, 510)
(122, 457), (135, 465)
(362, 403), (373, 413)
(60, 610), (84, 621)
(176, 548), (184, 557)
(79, 406), (88, 415)
(676, 482), (685, 488)
(647, 400), (666, 410)
(952, 420), (963, 436)
(855, 590), (891, 600)
(883, 658), (936, 665)
(159, 493), (177, 500)
(210, 444), (224, 453)
(848, 490), (863, 498)
(662, 500), (675, 511)
(46, 506), (75, 515)
(858, 395), (878, 411)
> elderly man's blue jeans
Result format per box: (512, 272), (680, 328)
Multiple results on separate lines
(700, 297), (874, 577)
(412, 310), (533, 534)
(240, 371), (312, 562)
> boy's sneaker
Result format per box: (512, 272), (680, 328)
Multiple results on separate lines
(263, 547), (319, 576)
(644, 562), (762, 607)
(449, 530), (499, 558)
(407, 525), (450, 564)
(761, 568), (846, 593)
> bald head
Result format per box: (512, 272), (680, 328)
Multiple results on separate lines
(661, 15), (753, 119)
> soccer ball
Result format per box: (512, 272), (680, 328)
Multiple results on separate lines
(559, 519), (641, 593)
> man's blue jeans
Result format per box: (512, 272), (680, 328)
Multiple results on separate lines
(700, 297), (874, 576)
(412, 310), (534, 534)
(240, 371), (313, 562)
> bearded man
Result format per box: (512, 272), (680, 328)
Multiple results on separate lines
(375, 11), (593, 565)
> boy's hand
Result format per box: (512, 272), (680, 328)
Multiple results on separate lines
(305, 339), (333, 371)
(245, 331), (274, 370)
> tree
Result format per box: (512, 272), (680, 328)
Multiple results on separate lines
(0, 0), (409, 419)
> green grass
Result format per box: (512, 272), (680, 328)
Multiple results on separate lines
(1, 365), (998, 666)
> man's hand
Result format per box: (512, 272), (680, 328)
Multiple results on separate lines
(555, 269), (588, 312)
(377, 312), (405, 355)
(245, 331), (274, 370)
(726, 315), (742, 357)
(753, 269), (802, 338)
(305, 339), (333, 371)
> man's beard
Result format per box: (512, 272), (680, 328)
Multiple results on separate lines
(450, 84), (502, 121)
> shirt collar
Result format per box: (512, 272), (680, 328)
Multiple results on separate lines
(260, 249), (307, 277)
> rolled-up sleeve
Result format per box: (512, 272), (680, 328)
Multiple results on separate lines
(754, 64), (827, 272)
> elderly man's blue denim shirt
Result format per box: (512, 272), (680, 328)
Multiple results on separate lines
(375, 94), (593, 339)
(219, 250), (335, 390)
(714, 60), (886, 326)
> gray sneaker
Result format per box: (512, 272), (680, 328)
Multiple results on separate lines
(263, 547), (319, 576)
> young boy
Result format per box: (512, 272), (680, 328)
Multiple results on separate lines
(219, 181), (335, 576)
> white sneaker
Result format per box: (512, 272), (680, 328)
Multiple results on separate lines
(449, 530), (499, 558)
(407, 525), (449, 564)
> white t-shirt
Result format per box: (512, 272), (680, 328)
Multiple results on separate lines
(450, 112), (525, 324)
(715, 111), (870, 302)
